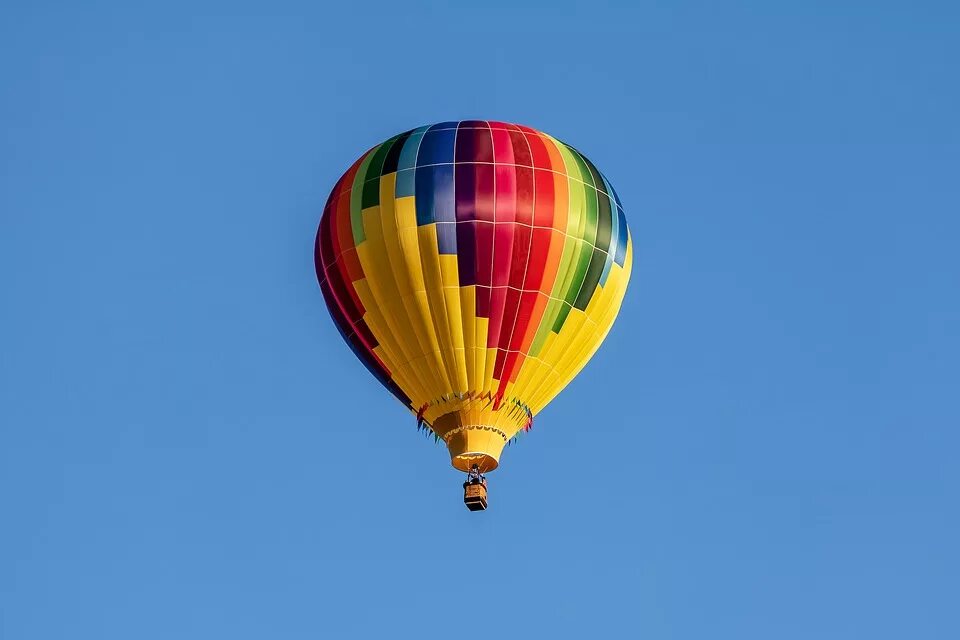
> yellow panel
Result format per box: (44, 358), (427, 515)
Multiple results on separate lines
(355, 214), (432, 404)
(511, 330), (558, 403)
(439, 254), (459, 288)
(395, 224), (448, 398)
(439, 254), (467, 390)
(510, 355), (546, 402)
(351, 279), (398, 368)
(380, 196), (413, 298)
(474, 314), (490, 395)
(408, 290), (444, 384)
(398, 228), (425, 291)
(416, 225), (459, 393)
(395, 196), (418, 230)
(546, 308), (588, 379)
(362, 194), (441, 404)
(459, 286), (478, 391)
(443, 287), (469, 391)
(482, 346), (498, 394)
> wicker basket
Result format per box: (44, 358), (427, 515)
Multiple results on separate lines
(463, 482), (488, 511)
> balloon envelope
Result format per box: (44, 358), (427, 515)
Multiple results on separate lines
(316, 121), (632, 472)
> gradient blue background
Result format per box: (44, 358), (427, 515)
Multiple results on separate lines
(2, 1), (958, 638)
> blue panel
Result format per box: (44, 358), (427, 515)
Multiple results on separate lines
(397, 129), (426, 171)
(432, 164), (455, 222)
(456, 221), (477, 286)
(428, 121), (460, 131)
(416, 128), (456, 166)
(436, 222), (457, 255)
(414, 166), (435, 225)
(395, 168), (416, 198)
(600, 175), (618, 285)
(614, 207), (628, 266)
(414, 164), (455, 226)
(599, 248), (614, 286)
(605, 175), (619, 247)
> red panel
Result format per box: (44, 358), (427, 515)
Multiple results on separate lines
(493, 286), (523, 379)
(334, 192), (353, 264)
(494, 350), (523, 398)
(533, 168), (556, 228)
(325, 257), (363, 323)
(493, 344), (509, 380)
(342, 242), (365, 281)
(340, 248), (365, 307)
(508, 223), (533, 286)
(514, 164), (534, 226)
(518, 292), (551, 354)
(476, 284), (492, 319)
(473, 164), (496, 223)
(502, 350), (521, 383)
(486, 286), (508, 348)
(492, 222), (515, 287)
(353, 316), (379, 349)
(508, 130), (532, 167)
(475, 221), (494, 289)
(329, 193), (345, 261)
(317, 201), (336, 270)
(491, 127), (515, 164)
(510, 290), (539, 352)
(524, 131), (553, 170)
(503, 290), (541, 384)
(455, 124), (493, 163)
(494, 164), (516, 224)
(525, 227), (554, 292)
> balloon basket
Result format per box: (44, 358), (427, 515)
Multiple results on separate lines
(463, 482), (488, 511)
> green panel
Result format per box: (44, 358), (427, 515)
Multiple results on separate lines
(552, 300), (573, 333)
(573, 248), (607, 310)
(361, 137), (398, 209)
(549, 230), (580, 302)
(529, 298), (562, 357)
(563, 240), (594, 307)
(350, 150), (376, 245)
(536, 232), (577, 346)
(594, 188), (613, 255)
(582, 185), (598, 244)
(568, 148), (598, 245)
(566, 146), (596, 188)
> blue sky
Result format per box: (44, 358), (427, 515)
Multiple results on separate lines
(1, 1), (958, 638)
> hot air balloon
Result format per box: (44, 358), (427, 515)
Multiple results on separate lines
(315, 121), (632, 510)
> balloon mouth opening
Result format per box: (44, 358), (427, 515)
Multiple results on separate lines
(452, 453), (499, 474)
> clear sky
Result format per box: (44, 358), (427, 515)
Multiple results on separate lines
(2, 1), (958, 638)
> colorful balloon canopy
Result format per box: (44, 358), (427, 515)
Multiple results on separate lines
(315, 121), (632, 472)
